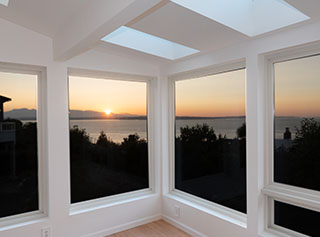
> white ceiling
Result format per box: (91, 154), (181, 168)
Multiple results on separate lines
(129, 1), (250, 52)
(0, 0), (89, 37)
(1, 0), (320, 62)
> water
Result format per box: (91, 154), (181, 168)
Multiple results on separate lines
(175, 118), (245, 138)
(70, 119), (147, 143)
(21, 117), (319, 143)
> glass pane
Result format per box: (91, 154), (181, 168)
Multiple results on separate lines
(175, 69), (247, 213)
(274, 54), (320, 191)
(69, 76), (148, 204)
(274, 201), (320, 236)
(0, 72), (38, 218)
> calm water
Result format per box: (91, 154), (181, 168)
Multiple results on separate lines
(22, 117), (318, 143)
(70, 119), (147, 143)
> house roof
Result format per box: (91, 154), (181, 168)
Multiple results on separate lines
(0, 95), (11, 104)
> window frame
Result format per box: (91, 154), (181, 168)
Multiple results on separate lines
(167, 60), (248, 227)
(0, 62), (48, 227)
(262, 45), (320, 236)
(67, 68), (156, 214)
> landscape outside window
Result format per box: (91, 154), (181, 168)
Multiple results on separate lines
(174, 69), (247, 214)
(274, 54), (320, 191)
(0, 72), (38, 218)
(68, 76), (149, 204)
(273, 54), (320, 234)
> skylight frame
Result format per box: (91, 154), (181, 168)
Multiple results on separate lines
(101, 26), (199, 60)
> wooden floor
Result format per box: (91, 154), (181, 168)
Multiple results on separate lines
(108, 220), (191, 237)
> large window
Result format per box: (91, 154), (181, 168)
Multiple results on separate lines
(264, 52), (320, 236)
(68, 75), (149, 204)
(174, 68), (247, 214)
(274, 54), (320, 191)
(0, 70), (41, 219)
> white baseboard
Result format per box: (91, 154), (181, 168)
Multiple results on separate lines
(162, 214), (206, 237)
(83, 214), (162, 237)
(83, 213), (205, 237)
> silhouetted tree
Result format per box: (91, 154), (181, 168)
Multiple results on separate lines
(236, 123), (246, 168)
(289, 118), (320, 190)
(69, 126), (92, 161)
(96, 131), (109, 146)
(180, 124), (217, 143)
(121, 134), (148, 178)
(175, 123), (247, 213)
(237, 123), (246, 139)
(176, 124), (223, 180)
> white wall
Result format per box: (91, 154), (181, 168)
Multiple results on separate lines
(0, 18), (161, 237)
(160, 20), (320, 237)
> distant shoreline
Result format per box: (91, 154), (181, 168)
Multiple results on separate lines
(6, 116), (245, 120)
(5, 115), (320, 121)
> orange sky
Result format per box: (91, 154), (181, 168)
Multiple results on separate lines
(69, 76), (147, 115)
(0, 72), (37, 112)
(1, 54), (320, 118)
(175, 69), (246, 117)
(275, 54), (320, 117)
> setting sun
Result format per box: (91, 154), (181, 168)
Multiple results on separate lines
(105, 109), (112, 115)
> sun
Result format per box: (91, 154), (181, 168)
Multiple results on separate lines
(105, 109), (112, 115)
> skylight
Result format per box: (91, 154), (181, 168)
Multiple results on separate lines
(171, 0), (310, 37)
(0, 0), (9, 7)
(101, 26), (199, 60)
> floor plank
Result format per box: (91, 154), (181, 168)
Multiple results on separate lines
(108, 220), (191, 237)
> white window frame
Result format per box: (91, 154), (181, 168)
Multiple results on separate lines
(261, 44), (320, 237)
(0, 62), (48, 228)
(67, 68), (156, 215)
(167, 60), (248, 227)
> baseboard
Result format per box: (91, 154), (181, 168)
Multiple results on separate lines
(83, 213), (205, 237)
(162, 214), (206, 237)
(83, 214), (162, 237)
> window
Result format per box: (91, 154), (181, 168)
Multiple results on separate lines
(173, 68), (247, 214)
(263, 50), (320, 236)
(0, 67), (46, 221)
(274, 54), (320, 191)
(68, 75), (150, 204)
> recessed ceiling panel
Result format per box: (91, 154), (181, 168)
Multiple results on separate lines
(102, 26), (199, 60)
(171, 0), (310, 36)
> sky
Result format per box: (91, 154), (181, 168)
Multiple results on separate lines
(1, 54), (320, 118)
(175, 69), (246, 117)
(69, 76), (147, 116)
(275, 54), (320, 117)
(0, 72), (37, 112)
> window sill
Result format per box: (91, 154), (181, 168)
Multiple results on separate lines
(262, 183), (320, 211)
(164, 190), (247, 228)
(0, 211), (48, 231)
(70, 188), (156, 215)
(259, 230), (290, 237)
(260, 227), (308, 237)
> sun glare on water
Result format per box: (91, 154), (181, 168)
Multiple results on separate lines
(105, 109), (112, 115)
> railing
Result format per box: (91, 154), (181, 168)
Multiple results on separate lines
(0, 122), (16, 142)
(0, 122), (16, 132)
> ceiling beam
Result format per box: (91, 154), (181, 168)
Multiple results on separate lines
(53, 0), (165, 61)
